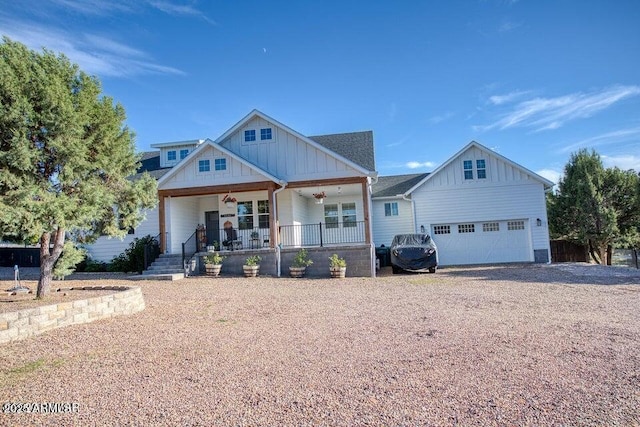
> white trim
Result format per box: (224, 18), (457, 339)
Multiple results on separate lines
(157, 138), (286, 187)
(215, 109), (375, 177)
(404, 141), (554, 195)
(150, 139), (204, 148)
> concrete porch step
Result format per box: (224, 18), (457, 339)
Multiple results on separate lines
(129, 272), (185, 281)
(142, 268), (184, 275)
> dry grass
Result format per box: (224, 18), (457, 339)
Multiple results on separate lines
(0, 264), (638, 426)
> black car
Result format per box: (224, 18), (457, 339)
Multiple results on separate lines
(390, 234), (438, 274)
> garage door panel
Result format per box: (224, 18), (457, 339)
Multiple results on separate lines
(432, 220), (532, 265)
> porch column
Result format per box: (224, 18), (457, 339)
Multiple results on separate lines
(361, 179), (371, 244)
(159, 194), (166, 253)
(267, 183), (275, 248)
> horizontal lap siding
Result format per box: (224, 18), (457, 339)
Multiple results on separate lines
(85, 207), (159, 262)
(372, 199), (414, 247)
(413, 182), (549, 251)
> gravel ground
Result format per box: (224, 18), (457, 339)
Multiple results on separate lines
(0, 263), (639, 426)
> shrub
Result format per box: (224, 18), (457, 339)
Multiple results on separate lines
(244, 255), (262, 266)
(292, 248), (313, 268)
(328, 253), (346, 268)
(109, 235), (160, 273)
(204, 252), (225, 265)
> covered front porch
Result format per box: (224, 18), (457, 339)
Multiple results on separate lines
(157, 177), (375, 276)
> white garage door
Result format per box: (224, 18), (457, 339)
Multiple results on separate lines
(431, 220), (532, 265)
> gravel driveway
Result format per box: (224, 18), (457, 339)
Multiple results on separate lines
(1, 264), (639, 426)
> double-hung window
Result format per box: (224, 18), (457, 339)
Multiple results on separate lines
(463, 160), (473, 180)
(384, 202), (399, 217)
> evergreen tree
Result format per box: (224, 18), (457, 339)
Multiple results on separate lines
(548, 149), (639, 264)
(0, 37), (157, 297)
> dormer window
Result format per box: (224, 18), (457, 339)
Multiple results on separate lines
(179, 149), (189, 159)
(260, 128), (272, 140)
(244, 130), (256, 142)
(167, 150), (177, 161)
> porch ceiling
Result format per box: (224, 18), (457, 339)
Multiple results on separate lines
(294, 183), (362, 199)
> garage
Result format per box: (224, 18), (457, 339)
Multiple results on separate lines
(431, 219), (533, 265)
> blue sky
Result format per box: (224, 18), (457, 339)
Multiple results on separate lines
(2, 1), (639, 183)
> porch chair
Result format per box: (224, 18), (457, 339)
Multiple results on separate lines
(222, 227), (243, 251)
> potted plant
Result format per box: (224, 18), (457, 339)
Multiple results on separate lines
(328, 253), (346, 278)
(203, 252), (225, 277)
(222, 193), (237, 208)
(313, 191), (326, 204)
(289, 248), (313, 278)
(243, 255), (262, 277)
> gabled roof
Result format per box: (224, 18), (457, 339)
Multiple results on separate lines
(215, 109), (376, 176)
(156, 138), (285, 187)
(372, 173), (429, 198)
(150, 139), (204, 148)
(309, 131), (375, 171)
(404, 140), (555, 195)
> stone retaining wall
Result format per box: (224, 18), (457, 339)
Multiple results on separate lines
(0, 286), (145, 345)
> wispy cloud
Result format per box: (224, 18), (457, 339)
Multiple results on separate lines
(407, 161), (435, 169)
(536, 168), (562, 184)
(498, 20), (521, 33)
(147, 1), (216, 24)
(47, 0), (134, 15)
(488, 90), (531, 105)
(0, 19), (184, 77)
(602, 154), (640, 171)
(475, 86), (640, 132)
(559, 126), (640, 153)
(429, 111), (454, 124)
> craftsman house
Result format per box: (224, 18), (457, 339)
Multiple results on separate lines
(85, 111), (553, 275)
(87, 109), (378, 277)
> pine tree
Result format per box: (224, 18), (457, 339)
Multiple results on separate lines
(0, 37), (157, 297)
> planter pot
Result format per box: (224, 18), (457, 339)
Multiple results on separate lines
(289, 266), (307, 278)
(243, 265), (260, 277)
(315, 198), (324, 204)
(225, 201), (235, 208)
(329, 266), (346, 278)
(205, 264), (222, 277)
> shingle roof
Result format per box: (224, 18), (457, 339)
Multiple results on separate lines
(136, 129), (377, 183)
(372, 173), (430, 198)
(130, 151), (170, 181)
(309, 131), (375, 172)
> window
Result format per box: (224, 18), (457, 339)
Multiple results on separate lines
(508, 220), (525, 230)
(244, 130), (256, 142)
(167, 150), (176, 161)
(384, 202), (399, 217)
(458, 224), (475, 233)
(258, 200), (270, 229)
(179, 149), (189, 160)
(342, 203), (357, 227)
(324, 204), (339, 229)
(214, 158), (227, 171)
(433, 225), (450, 235)
(463, 160), (473, 180)
(477, 159), (486, 179)
(483, 222), (499, 232)
(260, 128), (272, 140)
(237, 202), (254, 230)
(198, 159), (210, 172)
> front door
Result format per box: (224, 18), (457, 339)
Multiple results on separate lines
(205, 211), (220, 247)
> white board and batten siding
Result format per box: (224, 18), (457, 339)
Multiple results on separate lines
(371, 199), (414, 247)
(218, 116), (366, 182)
(160, 144), (267, 191)
(411, 144), (551, 265)
(85, 207), (160, 262)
